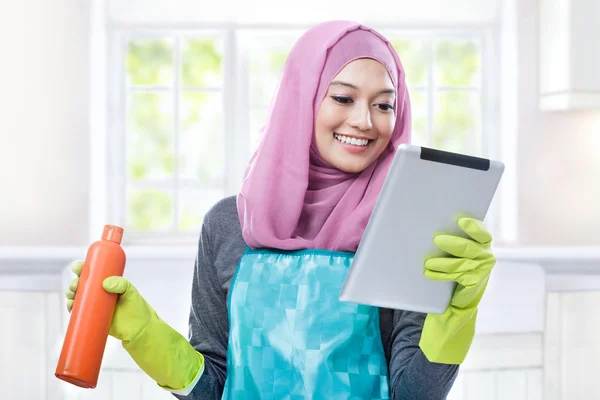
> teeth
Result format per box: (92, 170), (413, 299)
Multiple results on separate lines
(334, 134), (369, 146)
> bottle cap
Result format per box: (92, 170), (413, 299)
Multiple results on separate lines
(102, 225), (124, 244)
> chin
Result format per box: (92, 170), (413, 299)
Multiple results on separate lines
(332, 160), (371, 174)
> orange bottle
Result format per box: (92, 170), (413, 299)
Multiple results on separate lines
(55, 225), (126, 389)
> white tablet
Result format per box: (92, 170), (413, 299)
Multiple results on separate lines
(339, 144), (505, 314)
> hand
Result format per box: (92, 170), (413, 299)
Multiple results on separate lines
(65, 261), (155, 342)
(418, 217), (496, 365)
(64, 260), (204, 391)
(425, 217), (495, 310)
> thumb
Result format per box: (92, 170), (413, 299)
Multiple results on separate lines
(102, 276), (131, 295)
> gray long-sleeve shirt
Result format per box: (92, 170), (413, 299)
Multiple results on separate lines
(174, 196), (459, 400)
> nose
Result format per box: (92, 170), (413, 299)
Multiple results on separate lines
(348, 102), (373, 131)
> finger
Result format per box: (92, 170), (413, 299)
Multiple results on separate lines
(424, 269), (475, 287)
(458, 217), (492, 245)
(70, 261), (84, 277)
(65, 289), (75, 300)
(451, 278), (490, 308)
(68, 277), (79, 293)
(425, 257), (481, 274)
(424, 261), (494, 287)
(67, 299), (74, 313)
(424, 268), (461, 283)
(102, 276), (130, 295)
(433, 234), (492, 260)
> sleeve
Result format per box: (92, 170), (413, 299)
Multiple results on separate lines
(388, 309), (460, 400)
(172, 219), (230, 399)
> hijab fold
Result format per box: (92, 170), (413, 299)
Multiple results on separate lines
(237, 21), (411, 252)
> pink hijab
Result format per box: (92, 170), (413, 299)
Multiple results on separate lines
(236, 21), (412, 252)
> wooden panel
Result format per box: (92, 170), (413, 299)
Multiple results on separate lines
(526, 369), (543, 400)
(544, 292), (562, 400)
(463, 371), (496, 400)
(112, 370), (142, 400)
(496, 370), (527, 400)
(0, 291), (46, 400)
(45, 292), (72, 400)
(76, 372), (114, 400)
(446, 372), (465, 400)
(560, 292), (600, 399)
(140, 371), (176, 400)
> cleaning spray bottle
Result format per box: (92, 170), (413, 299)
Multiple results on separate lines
(55, 224), (126, 388)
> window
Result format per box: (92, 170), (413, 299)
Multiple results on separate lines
(109, 27), (494, 244)
(239, 30), (305, 151)
(115, 32), (227, 242)
(385, 33), (484, 157)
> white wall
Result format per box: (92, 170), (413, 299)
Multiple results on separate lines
(0, 0), (90, 246)
(544, 291), (600, 399)
(516, 0), (600, 246)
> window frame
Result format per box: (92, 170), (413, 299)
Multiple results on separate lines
(107, 27), (235, 244)
(96, 22), (513, 246)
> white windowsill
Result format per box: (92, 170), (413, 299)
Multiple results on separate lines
(0, 246), (198, 292)
(1, 245), (599, 275)
(1, 245), (600, 294)
(0, 245), (197, 274)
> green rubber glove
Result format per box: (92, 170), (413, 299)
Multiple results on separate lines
(65, 261), (204, 392)
(419, 217), (496, 364)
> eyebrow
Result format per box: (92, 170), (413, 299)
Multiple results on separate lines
(330, 80), (396, 95)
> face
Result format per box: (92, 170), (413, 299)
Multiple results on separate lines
(314, 58), (396, 173)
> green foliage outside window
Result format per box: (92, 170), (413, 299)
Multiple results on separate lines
(125, 37), (224, 234)
(390, 38), (481, 154)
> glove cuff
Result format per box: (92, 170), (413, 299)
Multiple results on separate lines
(122, 315), (204, 390)
(419, 307), (478, 365)
(159, 352), (205, 395)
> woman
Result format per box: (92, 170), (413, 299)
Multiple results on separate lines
(66, 21), (496, 399)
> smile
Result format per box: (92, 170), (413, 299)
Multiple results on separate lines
(334, 133), (372, 147)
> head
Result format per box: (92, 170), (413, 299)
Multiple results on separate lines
(314, 58), (396, 173)
(238, 21), (411, 251)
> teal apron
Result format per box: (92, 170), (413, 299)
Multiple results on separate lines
(222, 248), (390, 399)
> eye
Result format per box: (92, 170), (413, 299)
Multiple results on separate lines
(331, 96), (353, 105)
(376, 103), (394, 112)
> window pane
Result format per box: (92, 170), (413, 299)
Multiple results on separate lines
(178, 188), (225, 232)
(409, 91), (428, 146)
(127, 93), (174, 181)
(435, 39), (481, 87)
(181, 38), (224, 88)
(433, 91), (480, 154)
(126, 38), (173, 86)
(179, 93), (224, 185)
(127, 188), (173, 232)
(389, 39), (428, 88)
(249, 50), (289, 107)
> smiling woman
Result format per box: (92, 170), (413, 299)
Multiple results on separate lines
(54, 19), (523, 400)
(314, 58), (398, 173)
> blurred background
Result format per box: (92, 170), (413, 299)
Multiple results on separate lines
(0, 0), (598, 399)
